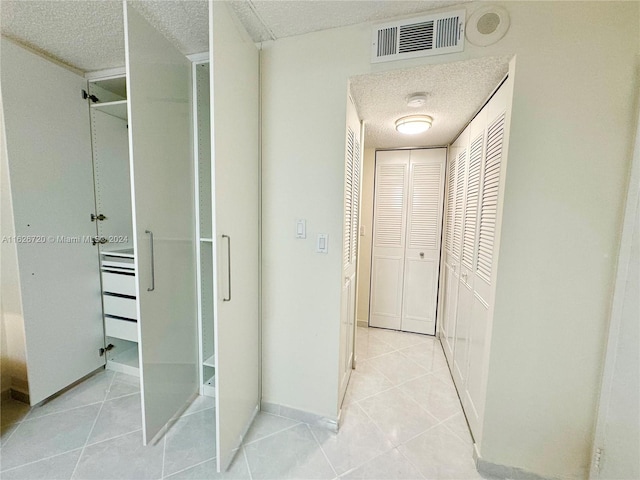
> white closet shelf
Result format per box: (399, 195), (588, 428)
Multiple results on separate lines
(200, 238), (213, 243)
(106, 344), (139, 377)
(91, 100), (128, 120)
(203, 373), (216, 398)
(203, 355), (215, 367)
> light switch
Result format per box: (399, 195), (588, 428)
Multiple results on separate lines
(295, 219), (306, 239)
(360, 225), (366, 237)
(317, 234), (328, 254)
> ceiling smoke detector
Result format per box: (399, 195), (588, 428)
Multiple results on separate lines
(406, 93), (428, 108)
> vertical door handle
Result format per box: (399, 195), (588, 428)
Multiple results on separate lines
(222, 234), (231, 302)
(145, 230), (155, 292)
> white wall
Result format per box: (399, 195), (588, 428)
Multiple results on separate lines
(355, 147), (375, 326)
(260, 3), (639, 477)
(0, 96), (28, 394)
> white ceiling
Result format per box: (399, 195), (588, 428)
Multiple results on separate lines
(1, 0), (509, 148)
(0, 1), (209, 72)
(350, 56), (511, 149)
(229, 0), (470, 43)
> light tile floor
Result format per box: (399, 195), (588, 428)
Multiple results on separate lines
(0, 327), (483, 480)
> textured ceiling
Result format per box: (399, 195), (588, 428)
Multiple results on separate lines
(0, 0), (208, 72)
(229, 0), (470, 43)
(350, 56), (511, 149)
(1, 1), (509, 149)
(0, 0), (470, 73)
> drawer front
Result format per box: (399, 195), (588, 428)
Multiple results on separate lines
(102, 271), (136, 297)
(105, 316), (138, 343)
(103, 295), (137, 320)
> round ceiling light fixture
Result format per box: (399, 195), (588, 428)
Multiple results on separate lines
(406, 93), (428, 108)
(395, 115), (433, 135)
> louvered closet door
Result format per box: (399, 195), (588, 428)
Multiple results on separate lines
(339, 96), (361, 403)
(452, 116), (485, 388)
(463, 82), (510, 438)
(401, 149), (446, 335)
(440, 129), (467, 362)
(450, 142), (474, 387)
(370, 151), (409, 330)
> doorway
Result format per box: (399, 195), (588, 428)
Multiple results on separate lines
(348, 56), (510, 337)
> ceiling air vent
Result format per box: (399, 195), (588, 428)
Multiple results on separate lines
(372, 10), (465, 63)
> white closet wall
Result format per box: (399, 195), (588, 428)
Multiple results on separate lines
(369, 148), (446, 335)
(439, 75), (514, 441)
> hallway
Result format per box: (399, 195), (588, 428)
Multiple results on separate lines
(0, 328), (480, 479)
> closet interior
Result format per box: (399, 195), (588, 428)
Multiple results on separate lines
(1, 1), (259, 472)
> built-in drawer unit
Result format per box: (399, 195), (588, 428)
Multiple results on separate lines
(105, 316), (138, 343)
(103, 294), (137, 320)
(100, 248), (138, 346)
(102, 271), (136, 297)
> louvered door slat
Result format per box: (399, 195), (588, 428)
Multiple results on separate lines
(408, 163), (443, 249)
(452, 149), (466, 259)
(477, 113), (506, 281)
(373, 163), (407, 247)
(351, 137), (361, 262)
(461, 134), (483, 269)
(444, 154), (456, 253)
(344, 127), (355, 266)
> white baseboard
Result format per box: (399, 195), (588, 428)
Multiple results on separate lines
(357, 319), (368, 328)
(261, 401), (338, 432)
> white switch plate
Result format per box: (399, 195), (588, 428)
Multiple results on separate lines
(360, 225), (366, 237)
(317, 234), (328, 253)
(295, 219), (306, 239)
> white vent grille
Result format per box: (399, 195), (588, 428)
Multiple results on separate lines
(372, 10), (465, 63)
(477, 113), (506, 281)
(408, 163), (442, 249)
(452, 149), (466, 259)
(373, 163), (406, 247)
(462, 134), (483, 269)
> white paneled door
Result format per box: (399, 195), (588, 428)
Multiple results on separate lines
(1, 38), (105, 405)
(124, 3), (198, 444)
(339, 96), (362, 404)
(370, 149), (446, 335)
(210, 1), (261, 472)
(369, 152), (409, 330)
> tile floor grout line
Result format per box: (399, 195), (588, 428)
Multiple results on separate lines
(440, 414), (474, 446)
(242, 420), (302, 446)
(160, 435), (167, 479)
(0, 446), (85, 474)
(19, 400), (106, 423)
(0, 416), (24, 449)
(242, 445), (253, 480)
(84, 428), (143, 448)
(69, 371), (117, 479)
(395, 444), (428, 480)
(356, 397), (405, 451)
(306, 423), (338, 478)
(161, 455), (216, 479)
